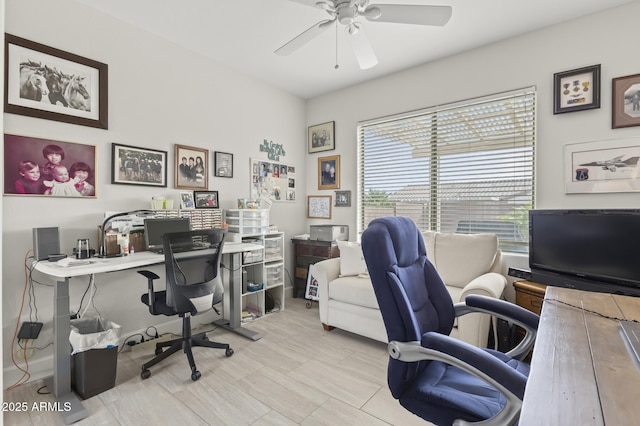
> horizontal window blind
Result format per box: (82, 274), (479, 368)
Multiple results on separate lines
(357, 88), (536, 252)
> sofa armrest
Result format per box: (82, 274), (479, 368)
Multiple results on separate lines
(459, 272), (506, 300)
(310, 258), (341, 324)
(455, 272), (506, 348)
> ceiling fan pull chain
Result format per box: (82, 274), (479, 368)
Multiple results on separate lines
(335, 20), (339, 69)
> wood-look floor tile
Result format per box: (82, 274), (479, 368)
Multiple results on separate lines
(3, 296), (438, 425)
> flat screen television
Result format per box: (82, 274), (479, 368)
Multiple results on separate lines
(529, 209), (640, 296)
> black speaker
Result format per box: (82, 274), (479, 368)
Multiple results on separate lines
(508, 267), (532, 281)
(33, 227), (61, 261)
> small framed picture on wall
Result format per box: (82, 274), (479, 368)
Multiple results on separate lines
(214, 151), (233, 178)
(612, 73), (640, 129)
(553, 64), (601, 114)
(307, 195), (332, 219)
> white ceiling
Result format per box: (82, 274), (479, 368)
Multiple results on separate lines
(75, 0), (636, 99)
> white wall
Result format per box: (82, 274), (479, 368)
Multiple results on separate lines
(304, 2), (640, 302)
(2, 0), (308, 383)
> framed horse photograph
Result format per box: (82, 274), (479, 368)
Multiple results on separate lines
(4, 34), (108, 129)
(111, 143), (168, 187)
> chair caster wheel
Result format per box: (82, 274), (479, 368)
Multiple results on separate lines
(141, 369), (151, 379)
(225, 348), (234, 357)
(191, 371), (201, 381)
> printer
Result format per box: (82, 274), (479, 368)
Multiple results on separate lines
(310, 225), (349, 242)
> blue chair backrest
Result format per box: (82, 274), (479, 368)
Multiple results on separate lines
(362, 217), (455, 397)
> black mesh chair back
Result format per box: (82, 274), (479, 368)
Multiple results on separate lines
(138, 228), (233, 381)
(162, 229), (225, 314)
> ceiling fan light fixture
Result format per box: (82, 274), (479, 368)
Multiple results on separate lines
(347, 21), (361, 35)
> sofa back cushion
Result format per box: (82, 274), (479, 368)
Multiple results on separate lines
(337, 240), (369, 277)
(422, 231), (498, 288)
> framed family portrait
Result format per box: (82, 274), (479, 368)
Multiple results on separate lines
(308, 121), (335, 153)
(194, 191), (219, 208)
(307, 195), (332, 219)
(111, 143), (167, 187)
(4, 34), (108, 129)
(318, 155), (340, 190)
(175, 144), (208, 190)
(4, 133), (97, 197)
(612, 73), (640, 129)
(214, 151), (233, 178)
(553, 64), (601, 114)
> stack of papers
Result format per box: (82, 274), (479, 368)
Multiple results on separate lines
(57, 258), (94, 267)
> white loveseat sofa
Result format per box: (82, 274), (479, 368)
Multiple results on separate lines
(312, 231), (507, 348)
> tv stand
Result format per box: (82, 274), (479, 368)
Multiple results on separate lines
(530, 269), (640, 297)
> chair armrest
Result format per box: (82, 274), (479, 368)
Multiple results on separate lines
(311, 258), (341, 324)
(459, 294), (540, 360)
(138, 270), (160, 281)
(388, 335), (526, 425)
(138, 270), (160, 314)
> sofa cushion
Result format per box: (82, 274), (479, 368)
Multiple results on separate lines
(337, 241), (369, 277)
(329, 276), (378, 309)
(422, 231), (497, 288)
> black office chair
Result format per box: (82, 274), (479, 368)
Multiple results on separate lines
(137, 229), (233, 381)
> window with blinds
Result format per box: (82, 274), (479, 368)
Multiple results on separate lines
(357, 88), (536, 253)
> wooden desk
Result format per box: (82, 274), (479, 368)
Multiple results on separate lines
(520, 286), (640, 425)
(34, 243), (262, 424)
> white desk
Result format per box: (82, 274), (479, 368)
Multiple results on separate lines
(34, 242), (263, 424)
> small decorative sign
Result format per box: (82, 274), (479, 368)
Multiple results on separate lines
(259, 139), (286, 161)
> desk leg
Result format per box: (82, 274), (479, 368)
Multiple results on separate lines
(44, 278), (88, 424)
(214, 252), (262, 341)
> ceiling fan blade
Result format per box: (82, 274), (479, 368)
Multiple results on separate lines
(287, 0), (328, 8)
(275, 19), (334, 56)
(363, 4), (452, 26)
(348, 26), (378, 69)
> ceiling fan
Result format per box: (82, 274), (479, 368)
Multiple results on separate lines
(275, 0), (452, 69)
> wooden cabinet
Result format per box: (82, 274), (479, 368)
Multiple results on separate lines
(513, 280), (547, 348)
(514, 280), (547, 315)
(291, 239), (340, 298)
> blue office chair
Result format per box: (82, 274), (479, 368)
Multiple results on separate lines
(361, 217), (539, 425)
(138, 229), (233, 382)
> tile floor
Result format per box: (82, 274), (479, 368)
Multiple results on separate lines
(3, 297), (431, 425)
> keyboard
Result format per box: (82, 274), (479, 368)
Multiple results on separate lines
(149, 243), (209, 255)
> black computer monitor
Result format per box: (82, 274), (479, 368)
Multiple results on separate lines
(144, 218), (190, 252)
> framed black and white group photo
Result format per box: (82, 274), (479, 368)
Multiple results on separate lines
(111, 143), (167, 187)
